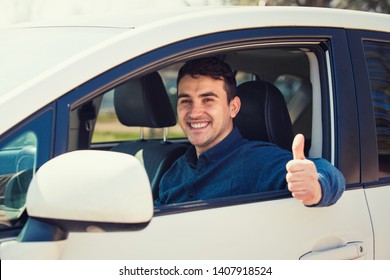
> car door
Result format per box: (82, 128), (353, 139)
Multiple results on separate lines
(348, 29), (390, 260)
(0, 27), (373, 260)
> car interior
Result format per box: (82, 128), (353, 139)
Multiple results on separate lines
(68, 46), (318, 201)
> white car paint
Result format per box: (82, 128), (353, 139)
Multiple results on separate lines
(0, 190), (372, 259)
(1, 7), (389, 135)
(0, 7), (389, 260)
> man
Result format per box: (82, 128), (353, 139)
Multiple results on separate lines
(154, 57), (345, 206)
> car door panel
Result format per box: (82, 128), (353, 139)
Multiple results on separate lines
(0, 189), (370, 260)
(347, 30), (390, 260)
(364, 187), (390, 259)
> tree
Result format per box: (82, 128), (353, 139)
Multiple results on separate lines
(262, 0), (390, 13)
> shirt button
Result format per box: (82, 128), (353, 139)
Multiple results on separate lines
(189, 192), (194, 198)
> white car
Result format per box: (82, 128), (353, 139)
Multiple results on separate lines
(0, 6), (389, 260)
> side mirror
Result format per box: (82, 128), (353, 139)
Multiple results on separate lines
(26, 150), (153, 233)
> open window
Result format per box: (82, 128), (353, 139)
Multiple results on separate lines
(67, 41), (329, 209)
(73, 47), (323, 156)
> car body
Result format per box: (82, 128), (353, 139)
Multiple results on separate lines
(0, 6), (389, 260)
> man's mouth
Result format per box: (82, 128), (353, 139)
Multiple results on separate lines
(189, 122), (209, 129)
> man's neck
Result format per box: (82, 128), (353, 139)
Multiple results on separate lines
(194, 126), (236, 158)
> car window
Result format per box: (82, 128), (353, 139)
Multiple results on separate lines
(78, 45), (320, 207)
(0, 132), (37, 228)
(90, 49), (315, 149)
(364, 41), (390, 178)
(0, 109), (53, 230)
(66, 33), (329, 209)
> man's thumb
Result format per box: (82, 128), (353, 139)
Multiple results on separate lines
(292, 134), (306, 160)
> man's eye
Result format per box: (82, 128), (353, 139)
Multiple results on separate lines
(179, 99), (190, 104)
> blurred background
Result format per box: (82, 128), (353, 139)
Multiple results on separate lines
(0, 0), (389, 27)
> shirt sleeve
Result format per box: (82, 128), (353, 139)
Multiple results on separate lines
(309, 158), (346, 207)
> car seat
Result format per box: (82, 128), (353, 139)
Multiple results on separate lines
(111, 72), (188, 199)
(234, 80), (294, 151)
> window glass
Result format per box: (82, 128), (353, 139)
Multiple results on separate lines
(364, 41), (390, 178)
(236, 71), (257, 85)
(0, 132), (37, 228)
(0, 109), (52, 230)
(274, 74), (304, 103)
(275, 74), (313, 145)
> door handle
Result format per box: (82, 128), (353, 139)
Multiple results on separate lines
(300, 242), (366, 260)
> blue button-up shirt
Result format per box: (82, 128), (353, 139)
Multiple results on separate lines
(155, 127), (345, 207)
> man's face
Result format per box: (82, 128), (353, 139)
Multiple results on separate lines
(177, 74), (240, 156)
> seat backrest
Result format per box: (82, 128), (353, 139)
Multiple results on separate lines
(111, 72), (188, 199)
(114, 71), (176, 128)
(234, 80), (294, 151)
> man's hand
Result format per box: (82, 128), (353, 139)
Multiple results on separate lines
(286, 134), (322, 206)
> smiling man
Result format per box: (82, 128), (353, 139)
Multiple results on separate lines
(154, 57), (345, 207)
(177, 74), (240, 156)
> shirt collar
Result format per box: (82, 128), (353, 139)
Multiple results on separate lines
(185, 127), (244, 167)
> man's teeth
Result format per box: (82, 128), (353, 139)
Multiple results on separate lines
(191, 122), (208, 128)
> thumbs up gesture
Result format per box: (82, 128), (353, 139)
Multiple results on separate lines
(286, 134), (322, 206)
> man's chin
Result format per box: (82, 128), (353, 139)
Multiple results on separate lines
(187, 135), (208, 147)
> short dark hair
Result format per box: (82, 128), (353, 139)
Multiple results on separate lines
(177, 57), (237, 102)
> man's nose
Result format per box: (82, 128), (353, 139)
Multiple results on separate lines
(188, 101), (203, 118)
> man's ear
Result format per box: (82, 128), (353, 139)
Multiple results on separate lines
(230, 96), (241, 118)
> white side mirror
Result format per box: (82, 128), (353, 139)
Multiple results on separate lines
(27, 150), (153, 230)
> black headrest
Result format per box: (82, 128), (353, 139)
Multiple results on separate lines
(114, 72), (176, 128)
(235, 80), (293, 151)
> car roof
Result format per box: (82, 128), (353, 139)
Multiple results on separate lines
(6, 6), (390, 32)
(1, 6), (389, 135)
